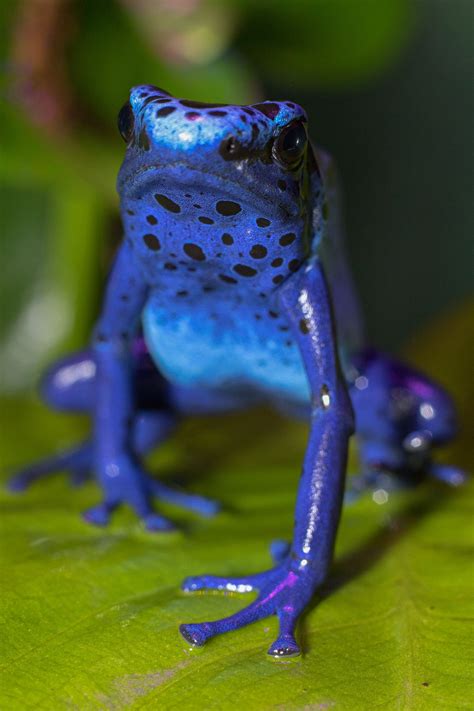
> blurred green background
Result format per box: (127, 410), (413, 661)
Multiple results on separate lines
(0, 0), (472, 393)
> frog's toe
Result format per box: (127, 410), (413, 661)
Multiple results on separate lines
(149, 479), (221, 517)
(268, 609), (301, 658)
(182, 571), (267, 593)
(429, 462), (467, 487)
(82, 501), (115, 527)
(181, 597), (267, 647)
(143, 512), (177, 532)
(179, 622), (214, 647)
(8, 443), (92, 492)
(267, 634), (301, 659)
(181, 565), (313, 654)
(8, 469), (38, 492)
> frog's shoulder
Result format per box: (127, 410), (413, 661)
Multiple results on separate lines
(312, 145), (335, 180)
(311, 144), (365, 359)
(312, 145), (339, 211)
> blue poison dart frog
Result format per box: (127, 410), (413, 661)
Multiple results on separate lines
(11, 87), (465, 658)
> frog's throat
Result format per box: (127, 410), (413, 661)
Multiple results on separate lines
(118, 161), (299, 220)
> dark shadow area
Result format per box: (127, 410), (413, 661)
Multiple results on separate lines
(266, 0), (473, 350)
(300, 483), (460, 654)
(157, 406), (307, 489)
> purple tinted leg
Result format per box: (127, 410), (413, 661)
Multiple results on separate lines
(10, 329), (221, 522)
(181, 564), (311, 656)
(180, 262), (354, 656)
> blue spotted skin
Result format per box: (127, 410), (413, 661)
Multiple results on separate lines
(11, 86), (463, 658)
(120, 88), (332, 402)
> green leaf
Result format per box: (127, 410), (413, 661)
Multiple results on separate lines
(0, 305), (472, 708)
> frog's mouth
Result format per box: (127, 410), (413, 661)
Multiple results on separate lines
(117, 158), (301, 221)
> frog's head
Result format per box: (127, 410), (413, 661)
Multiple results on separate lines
(117, 85), (319, 202)
(116, 86), (323, 291)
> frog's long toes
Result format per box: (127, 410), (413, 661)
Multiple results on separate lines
(8, 444), (92, 493)
(8, 460), (61, 491)
(8, 472), (31, 492)
(268, 634), (301, 659)
(195, 497), (221, 517)
(143, 512), (177, 532)
(149, 480), (221, 517)
(181, 597), (266, 646)
(179, 622), (214, 647)
(82, 503), (113, 527)
(429, 463), (467, 487)
(182, 573), (258, 593)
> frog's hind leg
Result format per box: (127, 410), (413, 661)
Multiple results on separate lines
(346, 348), (465, 501)
(9, 351), (177, 491)
(10, 351), (224, 523)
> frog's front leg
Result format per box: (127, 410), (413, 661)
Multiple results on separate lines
(181, 261), (354, 656)
(9, 410), (176, 491)
(85, 240), (218, 530)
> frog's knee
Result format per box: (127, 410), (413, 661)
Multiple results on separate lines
(40, 351), (96, 412)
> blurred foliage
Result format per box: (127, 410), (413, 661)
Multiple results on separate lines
(236, 0), (415, 87)
(0, 0), (415, 392)
(0, 304), (472, 708)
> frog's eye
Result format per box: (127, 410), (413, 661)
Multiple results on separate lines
(272, 120), (308, 168)
(117, 102), (135, 144)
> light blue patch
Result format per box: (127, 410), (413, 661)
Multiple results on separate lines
(142, 300), (311, 405)
(129, 86), (306, 153)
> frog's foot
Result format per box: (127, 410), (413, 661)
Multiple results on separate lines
(428, 462), (467, 487)
(83, 461), (220, 532)
(147, 478), (221, 518)
(181, 563), (316, 657)
(8, 443), (92, 492)
(82, 499), (175, 531)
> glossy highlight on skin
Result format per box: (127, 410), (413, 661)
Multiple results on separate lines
(11, 85), (464, 658)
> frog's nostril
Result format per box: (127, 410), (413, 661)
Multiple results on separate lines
(221, 136), (238, 157)
(219, 135), (251, 162)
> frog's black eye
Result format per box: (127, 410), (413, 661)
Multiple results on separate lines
(117, 102), (135, 143)
(272, 120), (308, 168)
